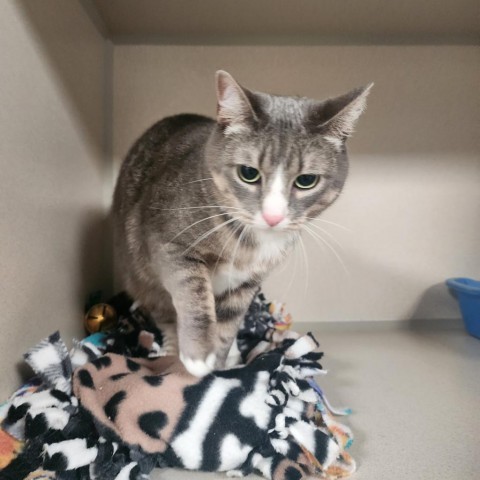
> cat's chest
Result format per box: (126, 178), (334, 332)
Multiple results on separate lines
(210, 231), (293, 296)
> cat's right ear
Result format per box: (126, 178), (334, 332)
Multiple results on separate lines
(308, 83), (373, 148)
(215, 70), (257, 135)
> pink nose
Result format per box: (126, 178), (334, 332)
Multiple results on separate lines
(262, 212), (285, 227)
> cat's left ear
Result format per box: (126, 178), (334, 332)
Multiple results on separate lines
(308, 83), (373, 144)
(215, 70), (257, 134)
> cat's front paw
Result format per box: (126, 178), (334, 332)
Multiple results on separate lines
(226, 470), (245, 477)
(180, 352), (216, 377)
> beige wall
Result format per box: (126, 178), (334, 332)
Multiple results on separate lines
(113, 45), (480, 323)
(0, 1), (110, 397)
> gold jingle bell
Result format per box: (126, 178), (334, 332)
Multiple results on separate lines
(84, 303), (117, 333)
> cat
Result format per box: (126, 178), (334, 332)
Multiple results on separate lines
(112, 70), (372, 376)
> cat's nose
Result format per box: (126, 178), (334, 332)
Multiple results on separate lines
(262, 212), (285, 227)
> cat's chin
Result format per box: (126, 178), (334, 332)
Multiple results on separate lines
(252, 223), (282, 232)
(251, 224), (294, 237)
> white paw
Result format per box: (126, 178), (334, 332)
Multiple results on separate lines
(180, 352), (216, 377)
(226, 470), (244, 477)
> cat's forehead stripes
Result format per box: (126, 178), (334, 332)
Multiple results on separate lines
(262, 94), (310, 131)
(257, 143), (269, 170)
(256, 135), (309, 178)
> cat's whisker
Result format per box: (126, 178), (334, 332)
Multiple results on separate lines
(185, 177), (214, 184)
(213, 222), (243, 275)
(304, 224), (346, 272)
(303, 224), (350, 277)
(276, 249), (292, 275)
(168, 212), (233, 244)
(305, 216), (351, 232)
(298, 233), (309, 300)
(181, 217), (240, 256)
(306, 221), (344, 250)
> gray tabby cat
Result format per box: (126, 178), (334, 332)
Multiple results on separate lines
(112, 71), (371, 376)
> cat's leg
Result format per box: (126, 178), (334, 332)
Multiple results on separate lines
(214, 286), (257, 368)
(145, 287), (179, 356)
(121, 271), (180, 355)
(162, 257), (218, 376)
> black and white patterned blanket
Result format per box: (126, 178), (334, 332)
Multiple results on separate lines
(1, 293), (355, 480)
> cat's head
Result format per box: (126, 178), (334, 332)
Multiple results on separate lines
(206, 71), (372, 233)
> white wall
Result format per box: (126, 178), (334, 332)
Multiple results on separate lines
(0, 0), (110, 397)
(112, 45), (480, 323)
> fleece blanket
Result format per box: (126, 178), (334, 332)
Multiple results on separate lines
(0, 292), (355, 480)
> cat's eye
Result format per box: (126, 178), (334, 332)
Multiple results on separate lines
(294, 174), (320, 189)
(238, 165), (261, 184)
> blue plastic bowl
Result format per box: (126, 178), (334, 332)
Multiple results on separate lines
(446, 278), (480, 339)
